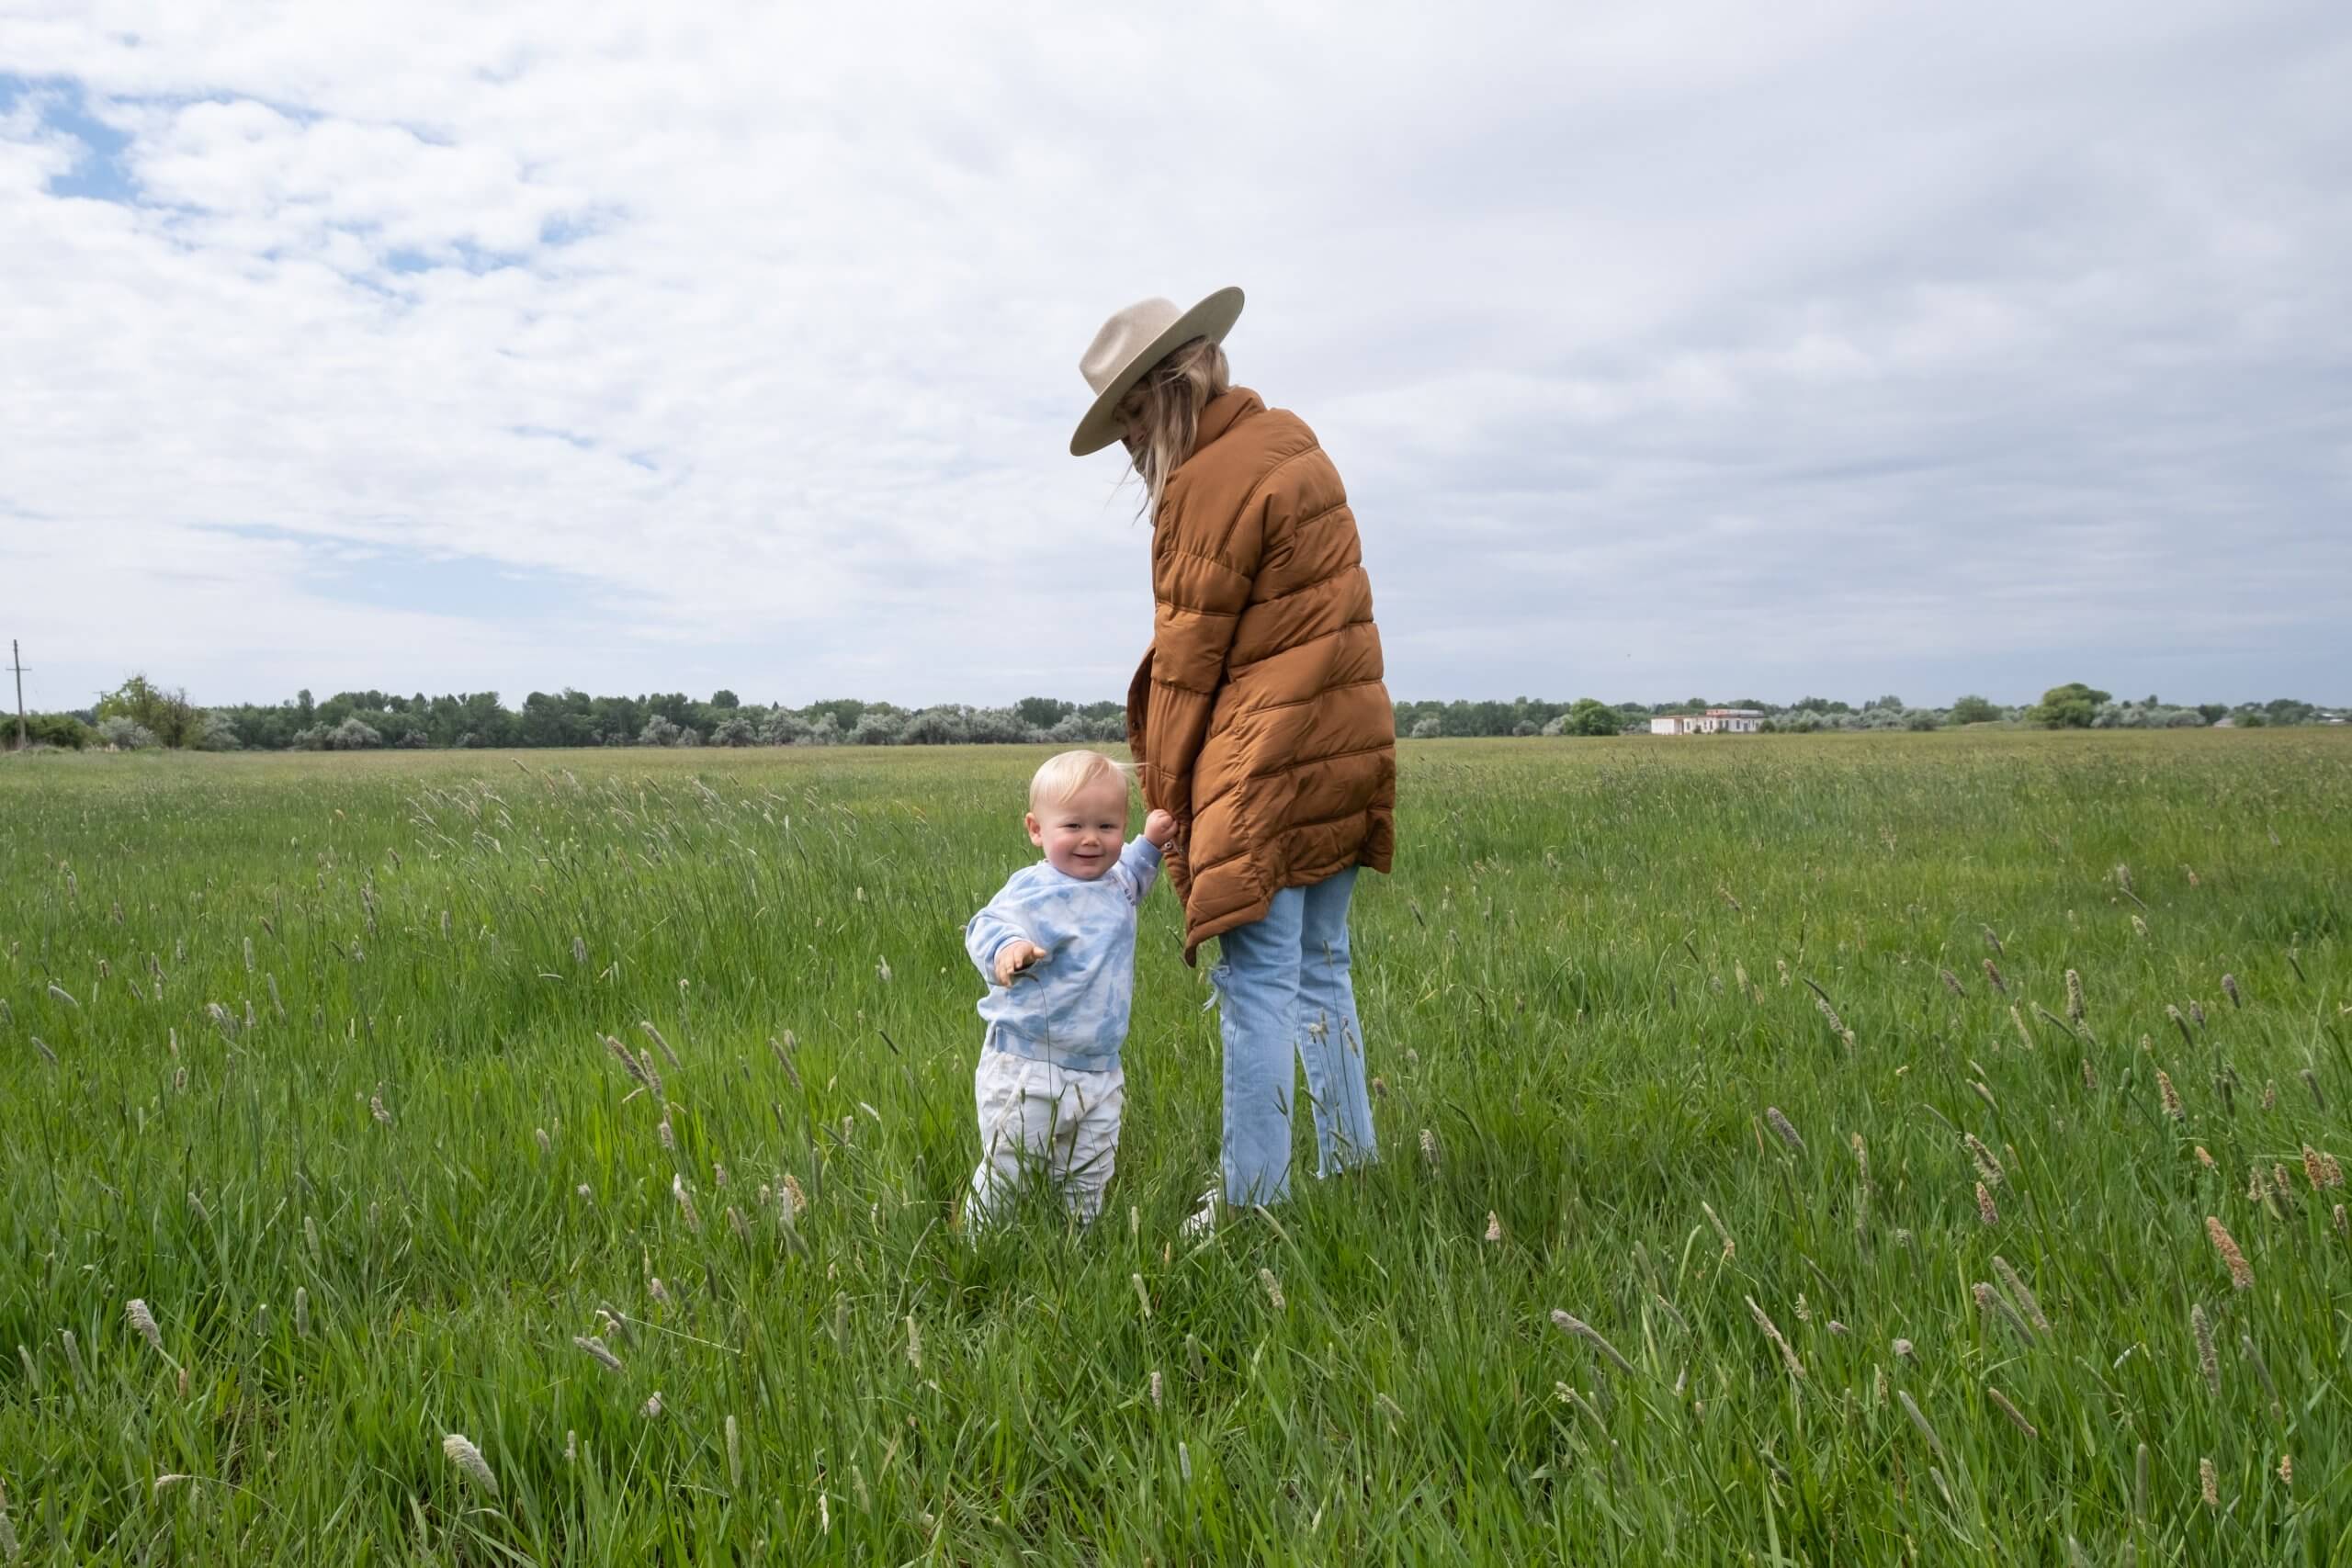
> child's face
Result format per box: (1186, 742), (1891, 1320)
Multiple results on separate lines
(1027, 776), (1130, 880)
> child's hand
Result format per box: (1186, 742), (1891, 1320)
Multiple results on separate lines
(994, 940), (1044, 987)
(1143, 809), (1177, 848)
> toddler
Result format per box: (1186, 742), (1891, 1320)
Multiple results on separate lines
(964, 749), (1173, 1225)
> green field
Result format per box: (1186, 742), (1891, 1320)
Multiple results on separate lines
(2, 731), (2348, 1563)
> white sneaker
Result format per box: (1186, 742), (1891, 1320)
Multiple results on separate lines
(1180, 1186), (1221, 1237)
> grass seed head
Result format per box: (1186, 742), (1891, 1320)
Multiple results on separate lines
(1484, 1212), (1502, 1243)
(1259, 1268), (1285, 1310)
(2192, 1303), (2220, 1394)
(1983, 958), (2006, 994)
(442, 1434), (498, 1496)
(2200, 1456), (2219, 1507)
(2065, 969), (2086, 1021)
(2157, 1070), (2185, 1120)
(125, 1298), (164, 1356)
(641, 1391), (663, 1418)
(1991, 1257), (2049, 1332)
(1986, 1385), (2037, 1438)
(2278, 1453), (2292, 1487)
(2222, 974), (2241, 1009)
(1550, 1310), (1636, 1378)
(2196, 1145), (2215, 1168)
(1744, 1296), (1806, 1381)
(672, 1173), (701, 1232)
(1702, 1201), (1736, 1261)
(1897, 1390), (1945, 1462)
(726, 1414), (741, 1489)
(1965, 1134), (2006, 1187)
(293, 1287), (310, 1338)
(2207, 1215), (2254, 1289)
(574, 1335), (625, 1372)
(1765, 1107), (1805, 1152)
(1419, 1128), (1440, 1168)
(1976, 1182), (1998, 1225)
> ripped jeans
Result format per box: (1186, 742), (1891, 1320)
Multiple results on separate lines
(1213, 867), (1378, 1206)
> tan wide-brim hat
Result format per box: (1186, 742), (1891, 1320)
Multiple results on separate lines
(1069, 286), (1245, 457)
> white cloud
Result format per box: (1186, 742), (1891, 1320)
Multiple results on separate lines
(2, 0), (2346, 713)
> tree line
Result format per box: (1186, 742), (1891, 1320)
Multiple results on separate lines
(10, 675), (2342, 753)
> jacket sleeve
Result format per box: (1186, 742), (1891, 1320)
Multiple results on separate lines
(1140, 492), (1267, 822)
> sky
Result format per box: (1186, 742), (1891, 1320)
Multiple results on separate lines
(3, 1), (2347, 714)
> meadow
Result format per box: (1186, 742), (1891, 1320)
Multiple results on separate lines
(1, 729), (2347, 1564)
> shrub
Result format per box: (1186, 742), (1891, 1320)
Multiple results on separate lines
(709, 716), (755, 747)
(847, 712), (903, 746)
(2030, 682), (2110, 728)
(20, 713), (96, 750)
(328, 717), (383, 750)
(901, 706), (973, 746)
(638, 716), (683, 747)
(96, 716), (159, 750)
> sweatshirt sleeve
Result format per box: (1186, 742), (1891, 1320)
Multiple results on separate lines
(1111, 836), (1162, 908)
(964, 880), (1029, 982)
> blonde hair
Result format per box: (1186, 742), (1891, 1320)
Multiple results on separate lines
(1028, 749), (1130, 814)
(1117, 336), (1231, 521)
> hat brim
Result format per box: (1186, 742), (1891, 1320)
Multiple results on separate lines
(1069, 286), (1246, 457)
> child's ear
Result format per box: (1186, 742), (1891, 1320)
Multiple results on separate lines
(1025, 812), (1045, 848)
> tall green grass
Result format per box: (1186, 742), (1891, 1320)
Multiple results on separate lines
(1, 730), (2346, 1562)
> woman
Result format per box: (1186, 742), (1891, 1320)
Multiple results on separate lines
(1070, 287), (1396, 1227)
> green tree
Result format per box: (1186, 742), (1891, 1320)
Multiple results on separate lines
(96, 672), (201, 748)
(1949, 694), (2000, 726)
(2029, 683), (2111, 728)
(1014, 696), (1074, 731)
(1564, 697), (1621, 737)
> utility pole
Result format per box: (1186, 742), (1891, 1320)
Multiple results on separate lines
(8, 639), (24, 750)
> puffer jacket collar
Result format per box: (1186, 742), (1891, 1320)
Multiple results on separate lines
(1191, 388), (1264, 457)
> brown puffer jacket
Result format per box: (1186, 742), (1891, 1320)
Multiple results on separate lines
(1125, 387), (1396, 961)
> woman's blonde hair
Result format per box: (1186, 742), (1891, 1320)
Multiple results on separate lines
(1117, 336), (1231, 521)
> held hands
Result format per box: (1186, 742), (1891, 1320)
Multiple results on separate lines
(1143, 809), (1177, 849)
(993, 939), (1044, 987)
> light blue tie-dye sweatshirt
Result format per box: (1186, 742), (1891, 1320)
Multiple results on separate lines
(965, 838), (1162, 1072)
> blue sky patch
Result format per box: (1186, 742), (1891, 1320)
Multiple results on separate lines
(4, 73), (140, 202)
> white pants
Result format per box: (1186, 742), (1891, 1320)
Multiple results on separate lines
(969, 1050), (1125, 1225)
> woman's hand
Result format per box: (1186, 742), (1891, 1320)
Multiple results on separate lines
(1143, 809), (1177, 848)
(994, 940), (1044, 987)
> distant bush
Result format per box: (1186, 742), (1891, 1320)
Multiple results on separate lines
(96, 716), (159, 750)
(328, 717), (384, 750)
(19, 713), (96, 750)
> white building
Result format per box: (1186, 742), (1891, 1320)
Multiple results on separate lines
(1650, 707), (1764, 736)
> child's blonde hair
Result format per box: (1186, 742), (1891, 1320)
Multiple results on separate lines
(1029, 749), (1131, 813)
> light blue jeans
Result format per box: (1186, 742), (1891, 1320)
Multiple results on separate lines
(1214, 867), (1378, 1205)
